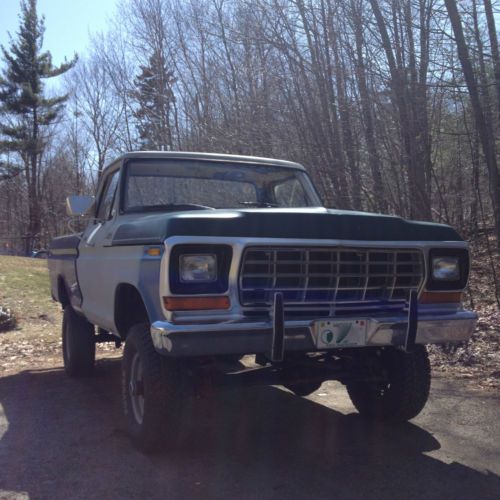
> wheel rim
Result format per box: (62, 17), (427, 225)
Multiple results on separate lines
(129, 351), (145, 425)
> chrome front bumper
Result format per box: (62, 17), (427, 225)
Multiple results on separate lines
(151, 310), (477, 357)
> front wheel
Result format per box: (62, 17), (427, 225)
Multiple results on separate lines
(346, 346), (431, 422)
(122, 324), (185, 453)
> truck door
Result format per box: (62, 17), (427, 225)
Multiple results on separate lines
(77, 168), (121, 330)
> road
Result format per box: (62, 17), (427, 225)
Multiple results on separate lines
(0, 359), (499, 500)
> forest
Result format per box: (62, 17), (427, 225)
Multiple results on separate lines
(1, 0), (499, 269)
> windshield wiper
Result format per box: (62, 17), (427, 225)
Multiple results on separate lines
(129, 203), (215, 212)
(239, 201), (278, 208)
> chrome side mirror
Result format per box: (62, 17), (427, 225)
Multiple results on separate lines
(66, 195), (95, 216)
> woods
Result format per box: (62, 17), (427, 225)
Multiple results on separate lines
(1, 0), (500, 259)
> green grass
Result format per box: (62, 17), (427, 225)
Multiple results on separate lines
(0, 256), (53, 307)
(0, 255), (59, 326)
(0, 255), (63, 372)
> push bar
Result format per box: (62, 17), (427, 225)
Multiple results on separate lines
(404, 289), (418, 352)
(270, 292), (285, 362)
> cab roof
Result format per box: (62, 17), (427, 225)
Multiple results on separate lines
(102, 151), (306, 175)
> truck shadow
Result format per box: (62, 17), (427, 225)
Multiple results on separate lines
(0, 359), (498, 500)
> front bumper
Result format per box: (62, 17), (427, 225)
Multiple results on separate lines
(151, 310), (478, 357)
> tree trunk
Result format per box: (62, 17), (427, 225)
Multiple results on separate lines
(328, 2), (362, 210)
(350, 0), (387, 212)
(25, 105), (41, 254)
(483, 0), (500, 126)
(445, 0), (500, 245)
(369, 0), (428, 220)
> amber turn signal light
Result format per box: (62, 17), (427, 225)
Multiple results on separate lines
(145, 247), (162, 257)
(163, 296), (230, 311)
(419, 291), (463, 304)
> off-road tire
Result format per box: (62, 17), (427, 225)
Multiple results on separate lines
(62, 306), (95, 377)
(122, 324), (185, 453)
(346, 346), (431, 422)
(284, 381), (323, 397)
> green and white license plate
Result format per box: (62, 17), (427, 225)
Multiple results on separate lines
(314, 319), (367, 348)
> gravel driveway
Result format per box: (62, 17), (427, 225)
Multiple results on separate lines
(0, 359), (499, 500)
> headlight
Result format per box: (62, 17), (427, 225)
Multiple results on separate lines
(432, 256), (460, 281)
(427, 248), (469, 291)
(179, 254), (217, 282)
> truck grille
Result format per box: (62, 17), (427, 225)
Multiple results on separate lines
(239, 246), (424, 318)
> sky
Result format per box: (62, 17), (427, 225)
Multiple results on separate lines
(0, 0), (117, 65)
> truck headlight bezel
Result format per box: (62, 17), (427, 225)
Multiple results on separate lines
(169, 244), (232, 294)
(427, 248), (469, 291)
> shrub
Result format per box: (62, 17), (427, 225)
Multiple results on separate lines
(0, 306), (17, 332)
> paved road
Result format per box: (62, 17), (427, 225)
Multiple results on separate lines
(0, 359), (499, 500)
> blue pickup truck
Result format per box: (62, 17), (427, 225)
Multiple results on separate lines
(48, 151), (477, 452)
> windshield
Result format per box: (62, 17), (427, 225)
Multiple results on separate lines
(123, 159), (322, 212)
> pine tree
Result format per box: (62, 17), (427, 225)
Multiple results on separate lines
(132, 49), (176, 151)
(0, 0), (76, 253)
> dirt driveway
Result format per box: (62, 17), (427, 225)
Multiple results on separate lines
(0, 359), (499, 500)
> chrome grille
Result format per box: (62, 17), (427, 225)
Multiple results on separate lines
(239, 246), (424, 317)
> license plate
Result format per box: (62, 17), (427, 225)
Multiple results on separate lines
(314, 319), (367, 348)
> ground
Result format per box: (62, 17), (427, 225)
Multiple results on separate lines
(0, 255), (499, 499)
(0, 364), (499, 499)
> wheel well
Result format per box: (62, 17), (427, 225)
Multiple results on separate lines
(114, 284), (150, 339)
(58, 277), (70, 308)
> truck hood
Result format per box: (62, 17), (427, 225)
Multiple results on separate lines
(111, 208), (463, 245)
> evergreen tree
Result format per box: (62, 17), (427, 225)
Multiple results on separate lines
(132, 49), (176, 151)
(0, 0), (76, 253)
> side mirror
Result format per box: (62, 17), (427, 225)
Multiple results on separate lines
(66, 195), (95, 217)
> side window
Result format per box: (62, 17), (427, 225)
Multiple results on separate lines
(274, 178), (308, 207)
(96, 171), (119, 220)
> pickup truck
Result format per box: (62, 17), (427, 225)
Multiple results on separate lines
(48, 151), (477, 452)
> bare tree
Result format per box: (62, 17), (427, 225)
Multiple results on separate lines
(444, 0), (500, 244)
(68, 52), (124, 176)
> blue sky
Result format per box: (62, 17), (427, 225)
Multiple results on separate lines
(0, 0), (117, 64)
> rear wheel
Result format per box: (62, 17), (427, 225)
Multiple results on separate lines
(346, 346), (431, 422)
(62, 306), (95, 377)
(122, 324), (186, 453)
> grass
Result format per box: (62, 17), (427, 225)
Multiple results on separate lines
(0, 256), (55, 315)
(0, 255), (118, 374)
(0, 256), (61, 372)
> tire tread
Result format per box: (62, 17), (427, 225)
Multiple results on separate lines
(122, 324), (184, 453)
(62, 306), (95, 377)
(347, 346), (431, 422)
